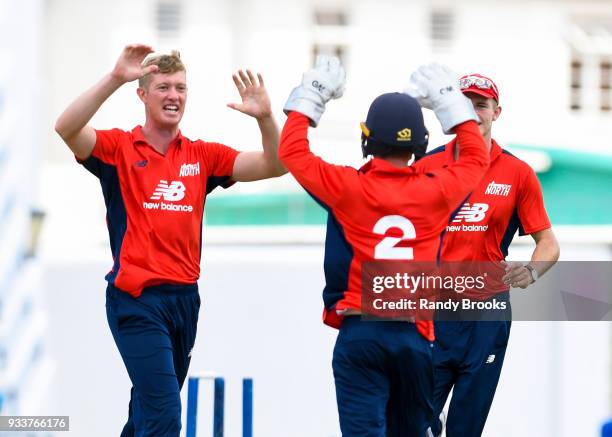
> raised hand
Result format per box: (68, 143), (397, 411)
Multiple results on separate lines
(283, 55), (346, 127)
(405, 63), (478, 134)
(111, 44), (159, 84)
(227, 70), (272, 120)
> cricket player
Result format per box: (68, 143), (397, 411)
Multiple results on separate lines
(278, 58), (491, 436)
(54, 44), (285, 436)
(416, 74), (561, 437)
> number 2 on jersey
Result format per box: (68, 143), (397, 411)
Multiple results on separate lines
(373, 215), (416, 260)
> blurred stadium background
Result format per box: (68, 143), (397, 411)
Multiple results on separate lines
(1, 0), (612, 435)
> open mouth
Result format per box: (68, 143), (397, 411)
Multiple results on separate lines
(163, 104), (179, 113)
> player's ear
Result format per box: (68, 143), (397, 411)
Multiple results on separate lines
(493, 104), (502, 121)
(137, 86), (146, 103)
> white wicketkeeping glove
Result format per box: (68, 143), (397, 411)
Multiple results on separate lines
(405, 63), (479, 134)
(283, 55), (346, 127)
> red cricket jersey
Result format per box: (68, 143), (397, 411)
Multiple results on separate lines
(416, 138), (551, 292)
(278, 113), (490, 340)
(79, 126), (239, 297)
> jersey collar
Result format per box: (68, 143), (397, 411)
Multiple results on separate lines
(132, 125), (185, 149)
(490, 139), (503, 162)
(359, 157), (416, 175)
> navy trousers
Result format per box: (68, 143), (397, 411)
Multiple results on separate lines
(106, 283), (200, 437)
(430, 319), (511, 437)
(332, 316), (434, 437)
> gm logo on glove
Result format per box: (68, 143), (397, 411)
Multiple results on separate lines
(312, 80), (326, 93)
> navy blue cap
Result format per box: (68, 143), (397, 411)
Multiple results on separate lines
(360, 93), (428, 154)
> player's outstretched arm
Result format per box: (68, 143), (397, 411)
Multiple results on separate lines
(405, 63), (479, 135)
(54, 44), (158, 160)
(406, 63), (489, 209)
(282, 55), (346, 128)
(277, 56), (353, 208)
(227, 70), (286, 181)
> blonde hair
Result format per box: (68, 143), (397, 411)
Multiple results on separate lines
(139, 50), (185, 88)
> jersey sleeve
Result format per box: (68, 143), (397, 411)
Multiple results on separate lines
(76, 128), (125, 178)
(278, 112), (358, 208)
(424, 121), (490, 211)
(91, 128), (125, 165)
(200, 142), (240, 194)
(516, 166), (551, 235)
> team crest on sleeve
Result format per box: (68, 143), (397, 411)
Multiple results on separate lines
(484, 181), (511, 197)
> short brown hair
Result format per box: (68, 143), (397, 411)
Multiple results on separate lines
(138, 50), (186, 88)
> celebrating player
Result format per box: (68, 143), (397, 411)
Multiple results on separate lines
(278, 58), (490, 436)
(54, 44), (285, 437)
(416, 73), (560, 437)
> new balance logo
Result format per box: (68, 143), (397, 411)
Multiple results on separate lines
(486, 354), (496, 364)
(150, 180), (186, 202)
(485, 181), (511, 197)
(179, 162), (200, 177)
(144, 180), (193, 213)
(446, 203), (489, 232)
(453, 203), (489, 223)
